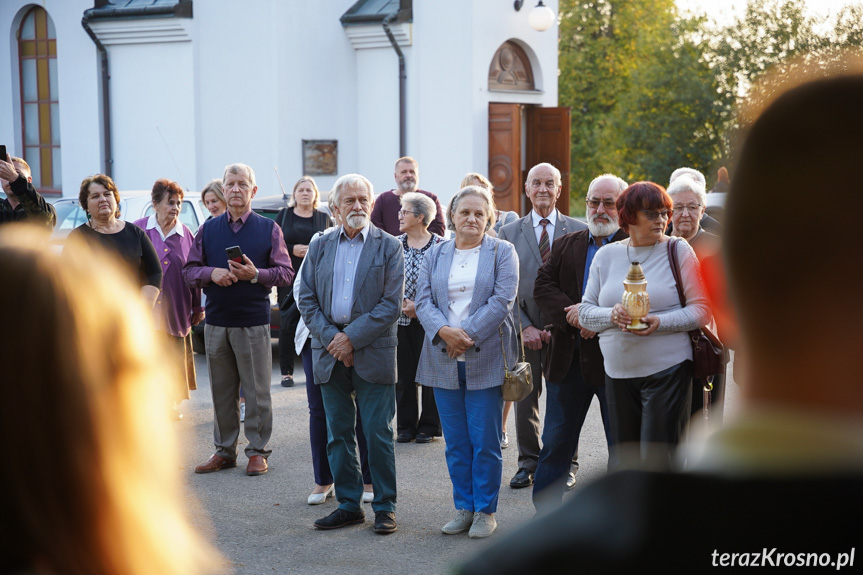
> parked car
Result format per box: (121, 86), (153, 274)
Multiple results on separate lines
(51, 190), (205, 243)
(250, 192), (332, 221)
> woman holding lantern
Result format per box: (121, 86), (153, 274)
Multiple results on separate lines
(579, 181), (710, 470)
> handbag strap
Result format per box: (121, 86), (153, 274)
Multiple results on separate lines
(667, 237), (703, 341)
(667, 237), (686, 308)
(495, 241), (527, 369)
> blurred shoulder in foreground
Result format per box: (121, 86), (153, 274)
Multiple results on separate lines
(459, 60), (863, 575)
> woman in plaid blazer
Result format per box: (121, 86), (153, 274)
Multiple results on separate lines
(415, 185), (519, 539)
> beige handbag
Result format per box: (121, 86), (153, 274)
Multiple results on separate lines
(500, 294), (533, 402)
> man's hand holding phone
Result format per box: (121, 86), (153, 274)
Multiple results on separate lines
(228, 254), (258, 281)
(225, 246), (258, 282)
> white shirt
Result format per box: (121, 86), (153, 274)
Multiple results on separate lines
(145, 214), (185, 241)
(447, 246), (481, 361)
(531, 209), (558, 249)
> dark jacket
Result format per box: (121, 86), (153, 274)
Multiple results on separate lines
(0, 176), (56, 228)
(533, 228), (627, 385)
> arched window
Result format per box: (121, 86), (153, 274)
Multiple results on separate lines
(18, 6), (61, 193)
(488, 41), (535, 92)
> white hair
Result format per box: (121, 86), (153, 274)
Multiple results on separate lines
(667, 175), (707, 207)
(525, 162), (562, 187)
(400, 192), (436, 227)
(669, 167), (705, 187)
(587, 173), (627, 196)
(330, 173), (374, 208)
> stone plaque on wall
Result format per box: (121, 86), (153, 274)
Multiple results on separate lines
(302, 140), (338, 175)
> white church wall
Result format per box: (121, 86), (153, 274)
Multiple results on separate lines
(91, 17), (196, 192)
(0, 0), (101, 196)
(273, 0), (361, 197)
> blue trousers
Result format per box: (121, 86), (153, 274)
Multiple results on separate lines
(302, 343), (371, 486)
(433, 362), (504, 514)
(320, 361), (397, 513)
(532, 355), (612, 511)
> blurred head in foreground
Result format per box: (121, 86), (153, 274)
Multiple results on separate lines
(0, 226), (221, 575)
(726, 71), (863, 417)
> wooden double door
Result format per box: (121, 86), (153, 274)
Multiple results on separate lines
(488, 103), (571, 216)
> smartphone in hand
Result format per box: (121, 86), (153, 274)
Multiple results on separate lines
(225, 245), (244, 264)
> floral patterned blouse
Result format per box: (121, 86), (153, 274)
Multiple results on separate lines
(398, 232), (443, 326)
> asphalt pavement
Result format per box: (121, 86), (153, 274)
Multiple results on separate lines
(179, 345), (737, 574)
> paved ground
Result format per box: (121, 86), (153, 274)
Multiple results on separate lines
(179, 346), (737, 574)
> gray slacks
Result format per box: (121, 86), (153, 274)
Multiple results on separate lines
(205, 324), (273, 459)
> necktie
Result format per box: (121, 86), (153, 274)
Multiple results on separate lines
(539, 218), (550, 263)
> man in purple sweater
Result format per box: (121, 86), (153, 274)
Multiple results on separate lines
(370, 156), (446, 237)
(184, 163), (294, 477)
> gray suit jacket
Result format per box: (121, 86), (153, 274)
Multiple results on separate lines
(497, 210), (587, 330)
(297, 224), (404, 385)
(415, 235), (519, 390)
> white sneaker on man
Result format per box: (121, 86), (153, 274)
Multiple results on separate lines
(240, 402), (246, 422)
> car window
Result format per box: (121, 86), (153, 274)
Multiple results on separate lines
(181, 201), (200, 233)
(143, 201), (200, 233)
(55, 202), (87, 232)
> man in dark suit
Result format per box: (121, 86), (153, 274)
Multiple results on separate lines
(298, 173), (404, 535)
(531, 174), (628, 510)
(460, 73), (863, 574)
(497, 163), (587, 489)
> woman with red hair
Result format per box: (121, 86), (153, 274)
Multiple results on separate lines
(579, 181), (710, 469)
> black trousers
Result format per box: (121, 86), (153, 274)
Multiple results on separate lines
(606, 360), (692, 471)
(396, 320), (441, 436)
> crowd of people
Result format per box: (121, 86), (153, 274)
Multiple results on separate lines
(0, 149), (727, 540)
(3, 69), (861, 572)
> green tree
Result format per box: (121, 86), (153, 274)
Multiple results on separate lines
(702, 0), (863, 163)
(608, 16), (726, 186)
(559, 0), (723, 213)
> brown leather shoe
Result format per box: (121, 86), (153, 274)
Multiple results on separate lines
(246, 455), (269, 476)
(195, 454), (237, 474)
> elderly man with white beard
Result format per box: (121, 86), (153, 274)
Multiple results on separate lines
(530, 174), (629, 512)
(298, 174), (404, 534)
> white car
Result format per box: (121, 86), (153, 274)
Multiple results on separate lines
(51, 190), (205, 243)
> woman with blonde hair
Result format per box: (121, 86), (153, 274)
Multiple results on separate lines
(0, 226), (221, 575)
(201, 178), (227, 219)
(275, 176), (333, 386)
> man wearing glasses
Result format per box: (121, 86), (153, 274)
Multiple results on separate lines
(531, 174), (628, 510)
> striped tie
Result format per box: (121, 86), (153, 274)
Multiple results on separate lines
(539, 218), (550, 263)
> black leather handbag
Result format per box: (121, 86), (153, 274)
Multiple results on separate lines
(667, 238), (729, 380)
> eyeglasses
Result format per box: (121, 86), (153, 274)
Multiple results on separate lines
(586, 198), (617, 210)
(672, 204), (702, 213)
(639, 209), (673, 221)
(398, 209), (419, 218)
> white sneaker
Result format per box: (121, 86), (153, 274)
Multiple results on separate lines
(362, 490), (374, 503)
(501, 432), (509, 449)
(240, 402), (246, 422)
(442, 509), (475, 534)
(307, 484), (335, 505)
(468, 512), (497, 538)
